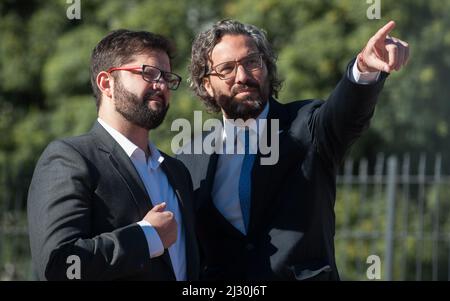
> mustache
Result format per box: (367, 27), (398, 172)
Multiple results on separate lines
(231, 82), (260, 97)
(143, 90), (164, 103)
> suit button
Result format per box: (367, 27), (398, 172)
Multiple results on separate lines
(246, 243), (255, 251)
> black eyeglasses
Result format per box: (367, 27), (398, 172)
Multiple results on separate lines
(207, 53), (264, 80)
(107, 65), (182, 90)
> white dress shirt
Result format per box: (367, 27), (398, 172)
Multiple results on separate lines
(351, 60), (380, 83)
(211, 63), (379, 235)
(98, 118), (186, 281)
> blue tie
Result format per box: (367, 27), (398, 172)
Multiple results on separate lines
(238, 130), (255, 233)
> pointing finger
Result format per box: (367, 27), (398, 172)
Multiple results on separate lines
(373, 20), (396, 42)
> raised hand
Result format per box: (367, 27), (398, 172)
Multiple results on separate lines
(358, 20), (410, 73)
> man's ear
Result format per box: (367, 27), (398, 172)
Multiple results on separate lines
(203, 77), (214, 98)
(97, 71), (113, 99)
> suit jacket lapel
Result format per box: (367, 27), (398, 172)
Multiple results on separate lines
(249, 98), (292, 235)
(201, 152), (219, 208)
(199, 135), (251, 239)
(91, 122), (152, 216)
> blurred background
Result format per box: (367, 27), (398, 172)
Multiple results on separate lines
(0, 0), (449, 280)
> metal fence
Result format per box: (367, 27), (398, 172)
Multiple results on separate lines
(0, 159), (31, 280)
(0, 153), (449, 280)
(335, 153), (450, 280)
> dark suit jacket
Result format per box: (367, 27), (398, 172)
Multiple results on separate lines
(27, 122), (199, 280)
(177, 61), (388, 280)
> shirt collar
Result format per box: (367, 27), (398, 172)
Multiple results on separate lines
(147, 140), (165, 170)
(97, 118), (164, 170)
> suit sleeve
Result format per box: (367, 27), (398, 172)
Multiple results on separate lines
(290, 59), (388, 167)
(27, 140), (150, 281)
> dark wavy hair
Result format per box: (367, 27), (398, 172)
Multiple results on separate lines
(188, 19), (283, 113)
(90, 29), (175, 110)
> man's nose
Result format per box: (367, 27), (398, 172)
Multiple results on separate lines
(151, 78), (168, 91)
(234, 64), (252, 84)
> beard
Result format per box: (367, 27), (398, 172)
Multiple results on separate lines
(214, 79), (269, 120)
(113, 79), (169, 130)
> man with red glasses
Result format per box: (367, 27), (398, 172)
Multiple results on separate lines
(27, 29), (199, 280)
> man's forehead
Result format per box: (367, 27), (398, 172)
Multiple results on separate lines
(210, 34), (258, 63)
(130, 50), (169, 62)
(126, 51), (170, 66)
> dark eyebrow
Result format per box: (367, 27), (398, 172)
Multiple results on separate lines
(216, 52), (261, 65)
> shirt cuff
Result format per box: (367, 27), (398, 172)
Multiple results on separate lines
(137, 220), (164, 258)
(350, 61), (380, 84)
